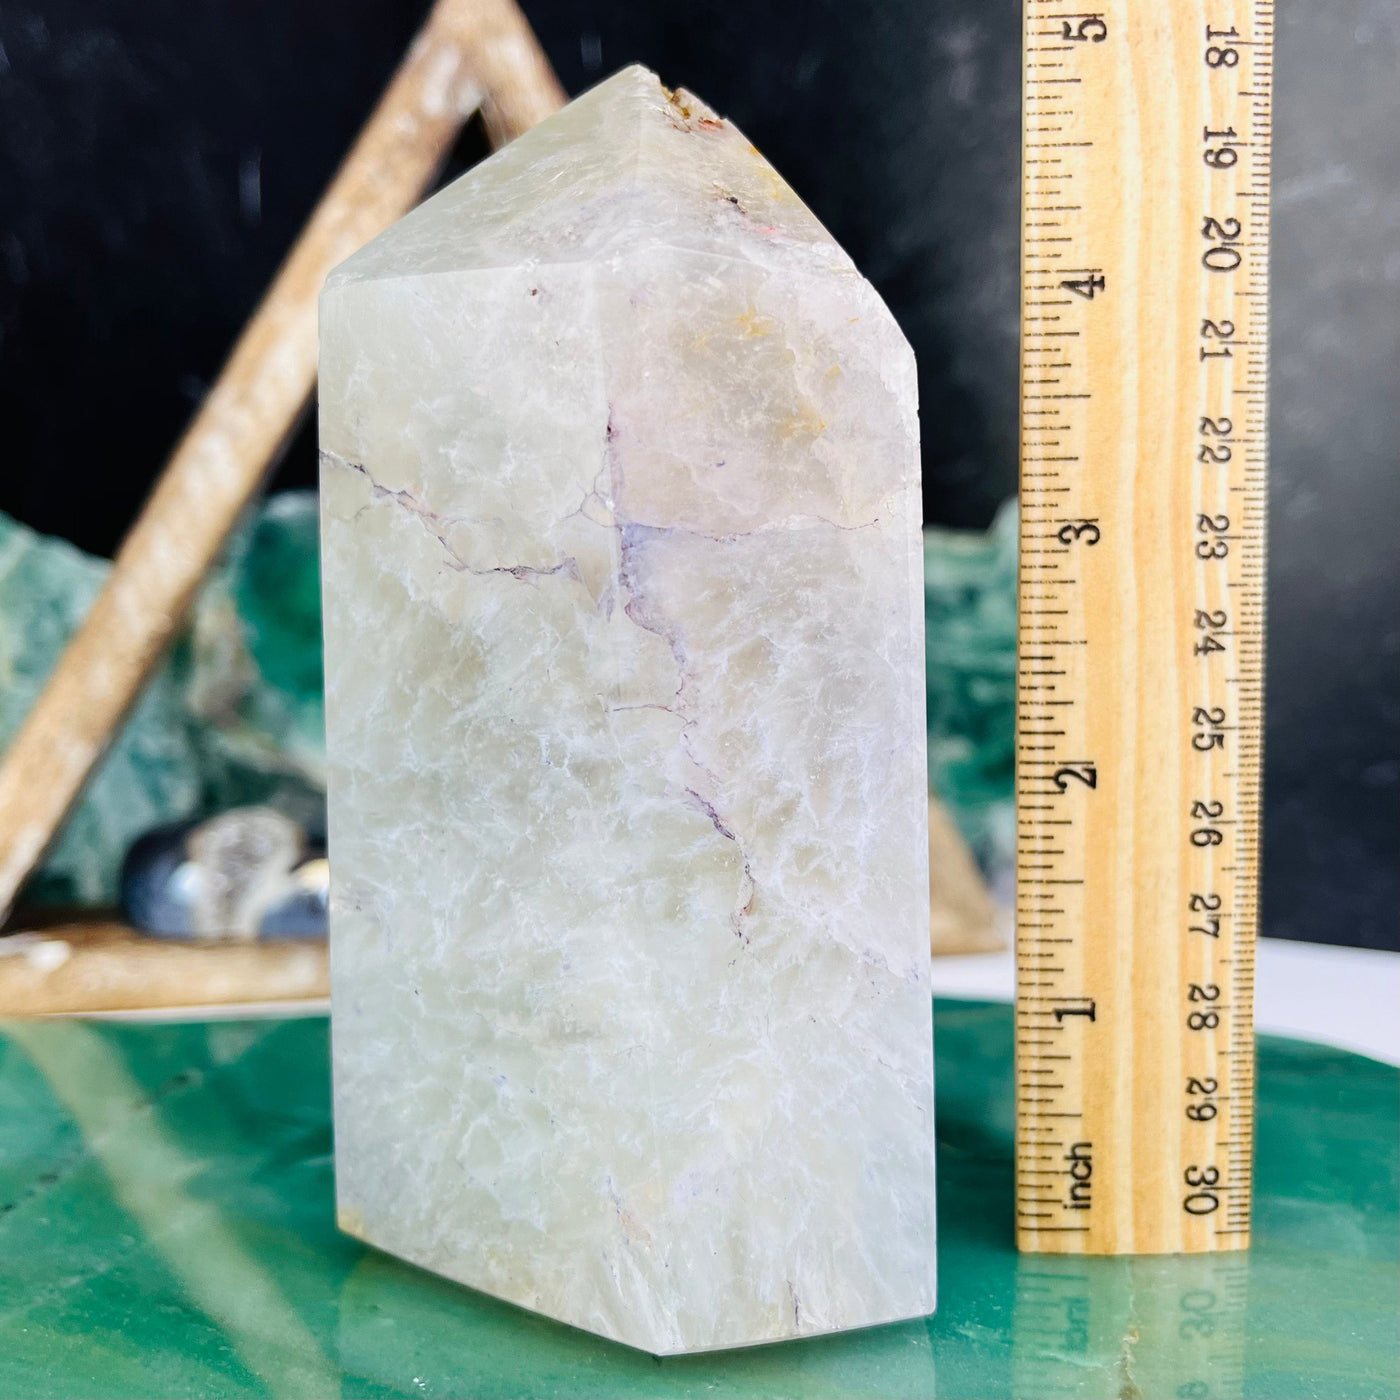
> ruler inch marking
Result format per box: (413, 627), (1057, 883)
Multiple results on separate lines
(1015, 0), (1269, 1255)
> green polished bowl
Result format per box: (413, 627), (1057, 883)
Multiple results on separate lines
(0, 1002), (1393, 1399)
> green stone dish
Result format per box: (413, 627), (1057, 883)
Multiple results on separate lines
(0, 1002), (1393, 1398)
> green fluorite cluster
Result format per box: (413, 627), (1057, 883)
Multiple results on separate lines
(924, 500), (1017, 883)
(0, 493), (324, 907)
(0, 492), (1017, 907)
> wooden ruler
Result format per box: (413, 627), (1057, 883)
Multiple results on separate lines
(1015, 0), (1272, 1253)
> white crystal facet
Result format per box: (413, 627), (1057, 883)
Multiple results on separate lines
(320, 65), (934, 1356)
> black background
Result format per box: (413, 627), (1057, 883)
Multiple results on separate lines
(0, 0), (1395, 947)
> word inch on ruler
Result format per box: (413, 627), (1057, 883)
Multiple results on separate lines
(1016, 0), (1271, 1254)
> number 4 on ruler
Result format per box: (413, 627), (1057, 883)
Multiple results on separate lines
(1060, 271), (1105, 299)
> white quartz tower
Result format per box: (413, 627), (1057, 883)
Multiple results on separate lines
(320, 65), (934, 1355)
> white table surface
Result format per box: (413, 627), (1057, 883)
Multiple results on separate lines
(930, 936), (1400, 1065)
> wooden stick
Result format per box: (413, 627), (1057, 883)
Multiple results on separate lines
(928, 795), (1004, 956)
(0, 922), (329, 1017)
(0, 0), (565, 920)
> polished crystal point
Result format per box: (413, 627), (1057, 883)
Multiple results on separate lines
(319, 64), (933, 1355)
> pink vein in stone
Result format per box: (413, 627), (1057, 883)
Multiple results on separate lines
(617, 520), (756, 942)
(337, 456), (581, 584)
(334, 449), (757, 942)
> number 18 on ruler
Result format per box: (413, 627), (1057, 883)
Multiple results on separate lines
(1016, 0), (1271, 1254)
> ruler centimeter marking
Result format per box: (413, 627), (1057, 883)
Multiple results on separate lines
(1015, 0), (1271, 1253)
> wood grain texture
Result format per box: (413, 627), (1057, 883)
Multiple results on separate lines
(0, 0), (566, 921)
(1015, 0), (1271, 1253)
(929, 795), (1005, 955)
(0, 923), (328, 1016)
